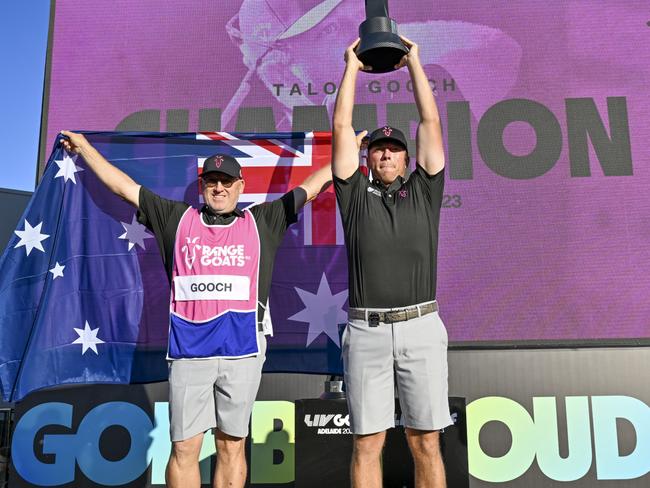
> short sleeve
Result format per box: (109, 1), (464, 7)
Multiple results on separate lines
(409, 164), (445, 208)
(249, 189), (299, 245)
(333, 168), (367, 221)
(136, 186), (189, 273)
(137, 187), (188, 232)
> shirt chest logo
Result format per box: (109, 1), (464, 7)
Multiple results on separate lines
(367, 187), (382, 197)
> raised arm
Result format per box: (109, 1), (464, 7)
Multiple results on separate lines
(61, 131), (141, 207)
(332, 39), (367, 180)
(295, 130), (368, 208)
(397, 36), (445, 175)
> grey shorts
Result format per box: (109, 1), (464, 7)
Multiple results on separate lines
(342, 304), (453, 435)
(168, 333), (266, 441)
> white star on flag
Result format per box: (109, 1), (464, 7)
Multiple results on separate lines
(49, 262), (65, 279)
(288, 273), (348, 347)
(119, 214), (153, 251)
(14, 220), (50, 256)
(54, 151), (84, 184)
(72, 321), (105, 355)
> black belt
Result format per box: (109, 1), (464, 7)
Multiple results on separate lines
(348, 301), (438, 326)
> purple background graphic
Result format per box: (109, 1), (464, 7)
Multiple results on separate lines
(42, 0), (650, 343)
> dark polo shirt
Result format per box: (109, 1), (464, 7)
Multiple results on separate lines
(334, 165), (445, 309)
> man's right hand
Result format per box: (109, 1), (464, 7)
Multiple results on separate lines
(345, 38), (367, 71)
(60, 130), (89, 155)
(59, 130), (141, 207)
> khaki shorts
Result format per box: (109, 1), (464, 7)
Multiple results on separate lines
(342, 305), (453, 435)
(168, 333), (266, 441)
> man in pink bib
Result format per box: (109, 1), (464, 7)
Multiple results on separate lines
(60, 131), (347, 488)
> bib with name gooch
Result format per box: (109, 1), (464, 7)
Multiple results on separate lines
(168, 207), (260, 359)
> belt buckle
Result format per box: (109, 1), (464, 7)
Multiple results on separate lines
(368, 312), (380, 327)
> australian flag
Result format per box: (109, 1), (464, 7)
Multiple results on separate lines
(0, 131), (349, 402)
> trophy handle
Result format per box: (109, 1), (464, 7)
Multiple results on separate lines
(365, 0), (389, 19)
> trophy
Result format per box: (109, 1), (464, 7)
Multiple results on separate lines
(356, 0), (408, 73)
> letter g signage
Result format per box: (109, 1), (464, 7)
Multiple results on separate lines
(12, 402), (154, 486)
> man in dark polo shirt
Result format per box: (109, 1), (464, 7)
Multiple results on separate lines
(60, 130), (339, 488)
(332, 37), (453, 488)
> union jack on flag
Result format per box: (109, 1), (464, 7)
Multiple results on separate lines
(197, 131), (342, 245)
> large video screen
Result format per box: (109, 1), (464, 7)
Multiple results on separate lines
(41, 0), (650, 347)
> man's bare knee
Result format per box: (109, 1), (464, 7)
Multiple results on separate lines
(215, 429), (246, 461)
(353, 431), (386, 461)
(405, 429), (442, 460)
(170, 433), (204, 467)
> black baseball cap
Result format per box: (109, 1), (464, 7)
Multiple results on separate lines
(201, 154), (242, 179)
(367, 126), (408, 151)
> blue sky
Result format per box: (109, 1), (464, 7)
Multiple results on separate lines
(0, 1), (50, 192)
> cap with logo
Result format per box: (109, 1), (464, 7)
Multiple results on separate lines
(201, 154), (242, 179)
(367, 126), (408, 151)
